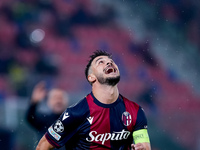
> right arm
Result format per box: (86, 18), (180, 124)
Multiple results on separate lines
(26, 81), (47, 129)
(37, 98), (87, 149)
(36, 135), (54, 150)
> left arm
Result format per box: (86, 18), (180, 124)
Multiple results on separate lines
(131, 128), (151, 150)
(131, 106), (151, 150)
(36, 135), (54, 150)
(131, 142), (151, 150)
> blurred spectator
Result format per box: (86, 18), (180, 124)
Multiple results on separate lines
(69, 3), (116, 26)
(0, 48), (15, 74)
(69, 4), (98, 25)
(137, 85), (158, 115)
(26, 81), (69, 138)
(129, 39), (159, 67)
(35, 54), (59, 76)
(0, 128), (14, 150)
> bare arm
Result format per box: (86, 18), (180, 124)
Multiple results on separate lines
(31, 81), (47, 104)
(36, 135), (54, 150)
(131, 142), (151, 150)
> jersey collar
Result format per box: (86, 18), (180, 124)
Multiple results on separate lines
(90, 92), (122, 108)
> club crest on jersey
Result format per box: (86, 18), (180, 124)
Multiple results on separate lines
(122, 111), (132, 126)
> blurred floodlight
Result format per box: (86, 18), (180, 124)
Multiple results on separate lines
(30, 29), (45, 43)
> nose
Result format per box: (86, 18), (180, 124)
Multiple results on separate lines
(106, 61), (112, 66)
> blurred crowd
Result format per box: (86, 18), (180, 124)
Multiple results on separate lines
(0, 0), (159, 100)
(145, 0), (200, 52)
(0, 0), (116, 99)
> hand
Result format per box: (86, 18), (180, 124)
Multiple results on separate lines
(131, 143), (146, 150)
(31, 81), (47, 103)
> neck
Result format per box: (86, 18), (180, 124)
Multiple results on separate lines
(92, 83), (119, 104)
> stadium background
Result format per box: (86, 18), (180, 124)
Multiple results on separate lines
(0, 0), (200, 149)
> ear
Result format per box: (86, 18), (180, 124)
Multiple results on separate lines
(88, 74), (96, 83)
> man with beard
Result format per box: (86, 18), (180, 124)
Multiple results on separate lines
(26, 82), (69, 140)
(36, 50), (151, 150)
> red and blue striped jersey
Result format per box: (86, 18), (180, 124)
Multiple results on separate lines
(45, 92), (148, 150)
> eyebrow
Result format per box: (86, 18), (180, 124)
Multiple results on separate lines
(95, 57), (104, 64)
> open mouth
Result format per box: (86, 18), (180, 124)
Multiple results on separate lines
(104, 66), (117, 74)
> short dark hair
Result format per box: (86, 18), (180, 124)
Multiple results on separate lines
(85, 50), (112, 83)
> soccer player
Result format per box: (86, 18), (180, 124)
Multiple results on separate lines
(36, 50), (151, 150)
(26, 81), (69, 137)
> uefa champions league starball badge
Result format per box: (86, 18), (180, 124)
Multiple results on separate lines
(54, 120), (64, 133)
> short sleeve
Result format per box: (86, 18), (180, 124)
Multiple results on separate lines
(134, 107), (148, 131)
(45, 108), (80, 148)
(45, 98), (90, 148)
